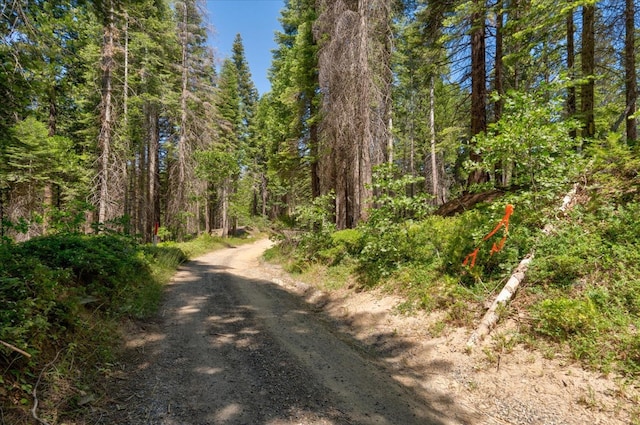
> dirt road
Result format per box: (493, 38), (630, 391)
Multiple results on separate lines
(98, 239), (468, 425)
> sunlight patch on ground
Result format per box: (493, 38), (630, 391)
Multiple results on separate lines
(125, 333), (165, 348)
(193, 366), (224, 375)
(213, 403), (243, 422)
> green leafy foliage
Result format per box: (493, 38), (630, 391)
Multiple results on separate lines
(471, 86), (580, 198)
(289, 193), (337, 265)
(527, 193), (640, 375)
(533, 297), (597, 340)
(0, 233), (188, 415)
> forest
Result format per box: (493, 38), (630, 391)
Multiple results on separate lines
(1, 0), (639, 422)
(0, 0), (637, 239)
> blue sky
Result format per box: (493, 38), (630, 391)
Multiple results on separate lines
(205, 0), (285, 95)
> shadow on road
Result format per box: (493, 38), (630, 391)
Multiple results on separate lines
(94, 251), (478, 425)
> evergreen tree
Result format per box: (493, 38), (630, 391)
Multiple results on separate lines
(168, 0), (216, 238)
(202, 58), (241, 236)
(231, 34), (259, 144)
(262, 0), (319, 218)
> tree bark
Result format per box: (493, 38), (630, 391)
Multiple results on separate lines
(147, 103), (160, 242)
(494, 1), (504, 123)
(581, 4), (595, 140)
(178, 1), (189, 205)
(466, 256), (532, 349)
(467, 0), (488, 186)
(97, 0), (116, 226)
(430, 74), (438, 204)
(315, 0), (390, 229)
(356, 0), (372, 225)
(624, 0), (637, 143)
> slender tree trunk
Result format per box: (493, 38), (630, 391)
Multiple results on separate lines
(176, 1), (189, 224)
(625, 0), (637, 143)
(43, 88), (57, 234)
(494, 2), (508, 187)
(221, 180), (229, 238)
(430, 74), (438, 204)
(97, 0), (116, 225)
(308, 83), (320, 199)
(148, 103), (160, 242)
(122, 10), (130, 233)
(138, 136), (148, 239)
(261, 174), (268, 217)
(467, 0), (488, 186)
(566, 4), (577, 139)
(494, 2), (504, 123)
(356, 0), (372, 225)
(581, 4), (595, 140)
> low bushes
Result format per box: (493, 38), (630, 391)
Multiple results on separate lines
(273, 165), (639, 378)
(0, 233), (188, 422)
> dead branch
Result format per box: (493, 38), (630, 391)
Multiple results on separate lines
(31, 351), (61, 425)
(0, 339), (31, 358)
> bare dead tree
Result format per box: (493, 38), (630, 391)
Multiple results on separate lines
(315, 0), (392, 229)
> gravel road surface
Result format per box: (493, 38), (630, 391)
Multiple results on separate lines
(97, 239), (465, 425)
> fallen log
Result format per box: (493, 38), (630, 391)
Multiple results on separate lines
(466, 255), (532, 349)
(434, 189), (505, 217)
(465, 185), (580, 349)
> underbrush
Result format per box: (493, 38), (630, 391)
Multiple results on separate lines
(268, 141), (640, 381)
(527, 202), (640, 377)
(0, 231), (249, 423)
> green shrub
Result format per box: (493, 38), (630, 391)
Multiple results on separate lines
(331, 229), (362, 254)
(532, 297), (597, 341)
(529, 224), (601, 287)
(0, 233), (197, 421)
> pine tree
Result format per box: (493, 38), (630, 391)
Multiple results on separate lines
(207, 58), (241, 236)
(262, 0), (319, 217)
(169, 0), (216, 238)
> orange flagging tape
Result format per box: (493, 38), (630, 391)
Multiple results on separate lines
(463, 204), (514, 269)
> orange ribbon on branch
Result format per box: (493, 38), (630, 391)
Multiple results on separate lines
(463, 204), (514, 269)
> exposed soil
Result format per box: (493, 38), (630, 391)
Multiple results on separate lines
(91, 239), (638, 425)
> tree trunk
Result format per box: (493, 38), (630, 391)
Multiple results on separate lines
(566, 4), (577, 139)
(316, 0), (390, 229)
(147, 103), (160, 242)
(309, 92), (321, 199)
(625, 0), (637, 144)
(356, 0), (372, 226)
(221, 179), (230, 238)
(43, 87), (57, 234)
(494, 1), (504, 123)
(430, 74), (438, 204)
(122, 10), (130, 234)
(581, 4), (595, 140)
(97, 0), (116, 226)
(174, 1), (189, 230)
(466, 256), (532, 349)
(138, 134), (148, 239)
(467, 0), (488, 187)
